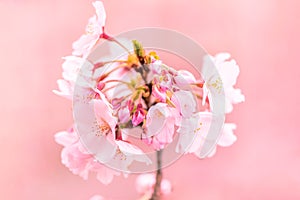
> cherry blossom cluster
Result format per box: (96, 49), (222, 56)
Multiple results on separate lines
(54, 1), (244, 199)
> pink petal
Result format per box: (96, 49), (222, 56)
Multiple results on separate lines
(116, 140), (152, 165)
(174, 70), (196, 89)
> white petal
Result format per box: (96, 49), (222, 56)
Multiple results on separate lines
(116, 140), (152, 165)
(217, 123), (237, 147)
(54, 130), (77, 146)
(93, 1), (106, 27)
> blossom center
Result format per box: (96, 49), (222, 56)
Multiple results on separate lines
(209, 77), (223, 93)
(93, 119), (111, 136)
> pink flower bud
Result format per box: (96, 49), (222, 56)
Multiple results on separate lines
(97, 81), (105, 91)
(132, 103), (146, 126)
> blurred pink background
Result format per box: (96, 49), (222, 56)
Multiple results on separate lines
(1, 0), (300, 199)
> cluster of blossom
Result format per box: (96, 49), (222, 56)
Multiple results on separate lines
(54, 1), (244, 199)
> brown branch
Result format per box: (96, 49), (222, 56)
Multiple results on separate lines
(149, 150), (163, 200)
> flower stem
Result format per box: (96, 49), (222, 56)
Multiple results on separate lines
(102, 33), (131, 54)
(149, 150), (163, 200)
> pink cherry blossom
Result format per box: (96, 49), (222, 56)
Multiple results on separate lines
(54, 127), (120, 184)
(176, 111), (238, 158)
(144, 103), (180, 150)
(82, 99), (122, 163)
(73, 96), (117, 163)
(202, 53), (245, 113)
(135, 173), (172, 195)
(54, 1), (245, 196)
(176, 112), (212, 154)
(74, 100), (152, 173)
(72, 1), (106, 57)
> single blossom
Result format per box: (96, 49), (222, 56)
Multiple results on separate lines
(176, 112), (212, 155)
(202, 53), (245, 113)
(54, 127), (120, 184)
(144, 103), (181, 150)
(73, 97), (151, 173)
(88, 99), (123, 162)
(72, 1), (106, 57)
(176, 111), (238, 158)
